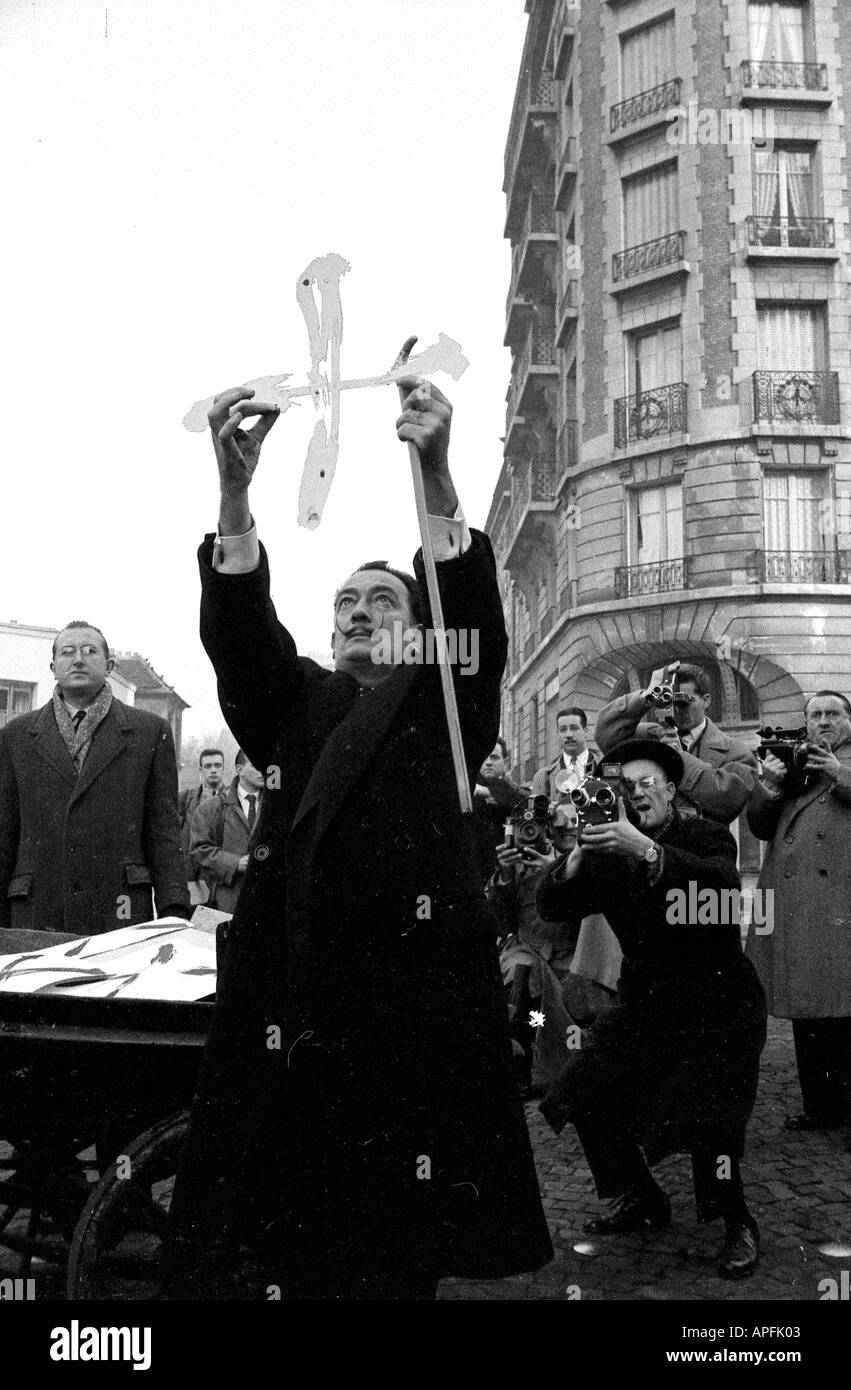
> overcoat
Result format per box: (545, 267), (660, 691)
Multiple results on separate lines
(164, 530), (553, 1296)
(0, 699), (188, 935)
(190, 776), (256, 914)
(745, 740), (851, 1016)
(595, 694), (756, 823)
(536, 814), (767, 1159)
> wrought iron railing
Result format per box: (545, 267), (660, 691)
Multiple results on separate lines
(614, 557), (689, 598)
(612, 230), (686, 282)
(505, 454), (558, 546)
(522, 188), (556, 240)
(753, 550), (848, 584)
(505, 71), (557, 182)
(746, 215), (834, 249)
(610, 77), (681, 134)
(741, 60), (828, 91)
(557, 419), (577, 480)
(614, 382), (688, 448)
(752, 370), (840, 425)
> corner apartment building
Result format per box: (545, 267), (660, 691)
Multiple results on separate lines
(488, 0), (851, 860)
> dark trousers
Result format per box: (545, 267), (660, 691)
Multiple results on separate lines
(574, 1103), (749, 1225)
(792, 1018), (851, 1122)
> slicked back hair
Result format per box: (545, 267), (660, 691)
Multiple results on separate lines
(339, 561), (422, 624)
(557, 705), (588, 729)
(676, 663), (711, 697)
(199, 748), (225, 765)
(52, 621), (110, 661)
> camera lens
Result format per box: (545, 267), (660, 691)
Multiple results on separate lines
(570, 787), (590, 808)
(595, 787), (616, 808)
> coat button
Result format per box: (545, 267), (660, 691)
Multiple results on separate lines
(818, 869), (828, 877)
(816, 832), (824, 840)
(394, 833), (413, 853)
(253, 844), (270, 861)
(784, 836), (794, 844)
(818, 795), (827, 803)
(783, 871), (792, 879)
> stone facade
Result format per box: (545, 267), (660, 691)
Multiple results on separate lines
(489, 0), (851, 865)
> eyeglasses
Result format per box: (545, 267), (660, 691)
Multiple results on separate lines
(56, 644), (104, 659)
(622, 775), (665, 794)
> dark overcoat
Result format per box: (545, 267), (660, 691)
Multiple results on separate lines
(190, 776), (256, 914)
(0, 699), (188, 935)
(164, 530), (553, 1296)
(536, 814), (767, 1159)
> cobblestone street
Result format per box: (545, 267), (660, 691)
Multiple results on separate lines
(439, 1018), (851, 1301)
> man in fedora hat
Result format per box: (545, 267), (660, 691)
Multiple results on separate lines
(536, 738), (767, 1279)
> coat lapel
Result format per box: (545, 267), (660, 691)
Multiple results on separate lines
(291, 664), (418, 841)
(27, 703), (77, 786)
(70, 703), (130, 802)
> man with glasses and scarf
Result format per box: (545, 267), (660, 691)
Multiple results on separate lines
(536, 738), (767, 1279)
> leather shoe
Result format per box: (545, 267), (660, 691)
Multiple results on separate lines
(784, 1113), (838, 1132)
(584, 1183), (671, 1235)
(718, 1218), (760, 1279)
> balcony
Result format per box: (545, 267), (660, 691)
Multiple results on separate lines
(504, 72), (557, 220)
(506, 325), (558, 446)
(740, 60), (830, 105)
(553, 0), (577, 79)
(513, 190), (557, 296)
(614, 557), (690, 599)
(614, 382), (688, 450)
(555, 134), (577, 211)
(504, 454), (559, 570)
(752, 371), (840, 427)
(609, 77), (682, 143)
(745, 216), (837, 262)
(556, 418), (577, 485)
(611, 231), (687, 291)
(753, 550), (849, 584)
(555, 276), (578, 346)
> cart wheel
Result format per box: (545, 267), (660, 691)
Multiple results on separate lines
(66, 1110), (189, 1300)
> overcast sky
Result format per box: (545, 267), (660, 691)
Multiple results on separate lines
(0, 0), (525, 737)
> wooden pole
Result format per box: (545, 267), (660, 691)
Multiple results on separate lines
(394, 342), (473, 816)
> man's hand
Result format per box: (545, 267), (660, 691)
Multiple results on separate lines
(395, 375), (458, 517)
(760, 751), (788, 791)
(208, 386), (281, 533)
(237, 854), (250, 874)
(579, 797), (652, 860)
(496, 842), (554, 883)
(804, 743), (841, 782)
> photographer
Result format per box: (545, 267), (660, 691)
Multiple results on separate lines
(473, 737), (528, 887)
(595, 662), (756, 824)
(536, 739), (767, 1279)
(746, 691), (851, 1146)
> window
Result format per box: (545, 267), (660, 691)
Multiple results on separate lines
(629, 320), (682, 395)
(622, 161), (678, 246)
(756, 304), (825, 370)
(620, 13), (675, 98)
(628, 483), (684, 566)
(748, 2), (808, 64)
(0, 681), (35, 728)
(763, 470), (830, 552)
(753, 145), (817, 239)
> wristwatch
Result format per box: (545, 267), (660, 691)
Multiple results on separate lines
(643, 842), (659, 865)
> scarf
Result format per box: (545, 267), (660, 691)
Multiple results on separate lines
(52, 682), (114, 774)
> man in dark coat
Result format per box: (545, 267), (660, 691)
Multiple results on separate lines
(178, 746), (225, 898)
(164, 373), (553, 1300)
(0, 621), (189, 935)
(190, 749), (263, 914)
(537, 739), (767, 1279)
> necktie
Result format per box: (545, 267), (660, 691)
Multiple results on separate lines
(246, 794), (257, 832)
(72, 711), (85, 733)
(682, 734), (692, 753)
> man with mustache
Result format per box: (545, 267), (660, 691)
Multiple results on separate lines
(164, 374), (552, 1300)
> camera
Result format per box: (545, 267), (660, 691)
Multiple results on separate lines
(756, 726), (820, 797)
(644, 666), (691, 709)
(570, 764), (647, 841)
(507, 794), (553, 859)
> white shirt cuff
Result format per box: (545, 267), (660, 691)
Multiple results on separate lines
(213, 520), (260, 573)
(213, 509), (470, 572)
(427, 505), (471, 561)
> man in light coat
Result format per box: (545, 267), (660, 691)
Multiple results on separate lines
(595, 662), (756, 824)
(745, 690), (851, 1144)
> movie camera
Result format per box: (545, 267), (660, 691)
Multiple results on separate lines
(569, 762), (647, 840)
(642, 664), (691, 710)
(756, 726), (822, 797)
(507, 794), (553, 859)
